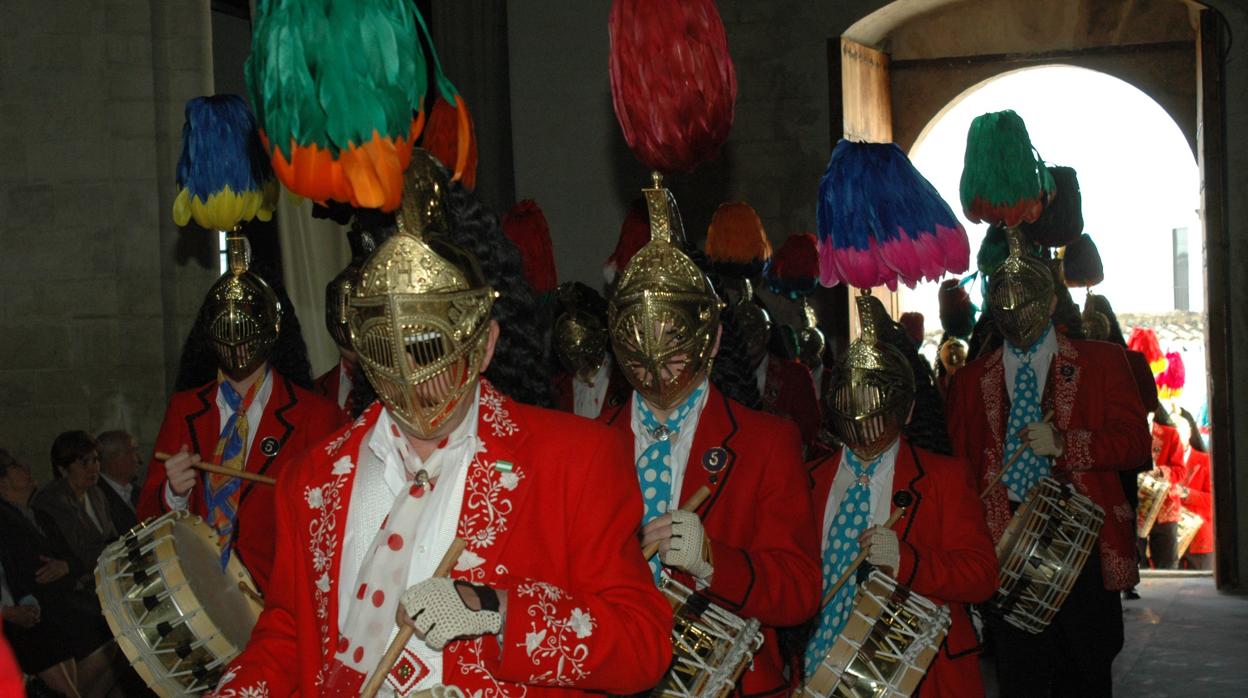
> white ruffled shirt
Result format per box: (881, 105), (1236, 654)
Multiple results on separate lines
(337, 387), (479, 694)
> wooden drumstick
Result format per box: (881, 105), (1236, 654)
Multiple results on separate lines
(819, 491), (913, 611)
(155, 451), (277, 486)
(642, 485), (712, 561)
(360, 538), (467, 698)
(979, 410), (1055, 499)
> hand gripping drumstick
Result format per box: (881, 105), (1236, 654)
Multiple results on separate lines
(360, 538), (467, 698)
(154, 451), (277, 486)
(979, 410), (1055, 499)
(642, 485), (712, 561)
(819, 490), (914, 611)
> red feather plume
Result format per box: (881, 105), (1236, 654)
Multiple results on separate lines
(605, 199), (651, 285)
(501, 200), (558, 295)
(608, 0), (737, 174)
(422, 95), (478, 191)
(766, 232), (820, 298)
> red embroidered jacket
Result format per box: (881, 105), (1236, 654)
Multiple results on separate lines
(601, 385), (821, 697)
(807, 441), (998, 698)
(211, 382), (672, 697)
(1151, 423), (1187, 525)
(946, 334), (1150, 591)
(137, 373), (343, 593)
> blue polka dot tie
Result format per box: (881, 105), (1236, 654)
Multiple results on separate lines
(804, 448), (882, 677)
(636, 385), (706, 583)
(1001, 328), (1052, 501)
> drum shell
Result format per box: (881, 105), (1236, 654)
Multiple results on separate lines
(652, 577), (763, 698)
(1175, 507), (1204, 559)
(95, 511), (263, 697)
(800, 570), (950, 698)
(990, 477), (1104, 635)
(1136, 472), (1169, 539)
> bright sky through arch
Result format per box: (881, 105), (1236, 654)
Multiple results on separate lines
(904, 65), (1202, 321)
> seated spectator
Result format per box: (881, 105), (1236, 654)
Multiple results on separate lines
(0, 448), (115, 698)
(95, 430), (142, 535)
(31, 432), (118, 580)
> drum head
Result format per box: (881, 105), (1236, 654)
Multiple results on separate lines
(173, 520), (260, 649)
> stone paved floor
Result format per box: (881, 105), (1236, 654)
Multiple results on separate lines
(981, 574), (1248, 696)
(1114, 575), (1248, 697)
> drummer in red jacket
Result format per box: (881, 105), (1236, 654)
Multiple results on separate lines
(805, 293), (997, 696)
(946, 230), (1149, 697)
(599, 180), (820, 697)
(137, 236), (342, 594)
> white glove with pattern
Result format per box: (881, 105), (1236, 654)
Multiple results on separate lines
(863, 527), (900, 577)
(663, 509), (714, 580)
(400, 578), (502, 650)
(1025, 421), (1065, 457)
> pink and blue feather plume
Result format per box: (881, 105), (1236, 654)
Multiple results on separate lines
(816, 140), (969, 290)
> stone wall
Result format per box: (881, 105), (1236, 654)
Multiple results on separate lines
(0, 0), (216, 480)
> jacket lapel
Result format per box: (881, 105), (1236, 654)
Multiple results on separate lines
(238, 373), (298, 509)
(978, 348), (1007, 451)
(683, 386), (739, 518)
(187, 381), (218, 459)
(453, 381), (531, 580)
(1047, 335), (1082, 432)
(893, 440), (925, 542)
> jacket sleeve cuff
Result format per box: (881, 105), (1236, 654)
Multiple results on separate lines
(704, 539), (753, 612)
(896, 540), (919, 588)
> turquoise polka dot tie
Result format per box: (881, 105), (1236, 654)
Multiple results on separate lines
(636, 385), (706, 583)
(1001, 327), (1053, 501)
(804, 448), (882, 677)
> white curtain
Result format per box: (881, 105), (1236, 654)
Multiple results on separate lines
(277, 194), (350, 378)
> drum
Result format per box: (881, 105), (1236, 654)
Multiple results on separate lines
(799, 570), (951, 698)
(1175, 507), (1205, 559)
(95, 511), (264, 696)
(1137, 472), (1169, 539)
(990, 477), (1104, 634)
(652, 576), (763, 698)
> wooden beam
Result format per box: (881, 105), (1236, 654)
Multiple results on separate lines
(1197, 9), (1236, 590)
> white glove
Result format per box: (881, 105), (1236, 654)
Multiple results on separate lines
(862, 527), (900, 576)
(1025, 422), (1065, 457)
(663, 509), (714, 580)
(400, 578), (502, 650)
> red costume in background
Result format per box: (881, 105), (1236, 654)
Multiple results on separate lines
(759, 355), (822, 454)
(808, 441), (997, 697)
(213, 384), (671, 696)
(1181, 449), (1214, 556)
(603, 386), (821, 696)
(138, 374), (342, 592)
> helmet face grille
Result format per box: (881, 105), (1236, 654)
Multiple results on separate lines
(350, 288), (493, 439)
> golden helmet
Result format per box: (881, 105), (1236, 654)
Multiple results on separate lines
(203, 233), (281, 378)
(987, 227), (1054, 349)
(348, 150), (495, 438)
(825, 293), (915, 460)
(609, 175), (721, 410)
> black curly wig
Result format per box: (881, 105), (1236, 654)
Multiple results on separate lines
(875, 314), (952, 456)
(175, 253), (314, 391)
(687, 251), (762, 411)
(347, 179), (553, 417)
